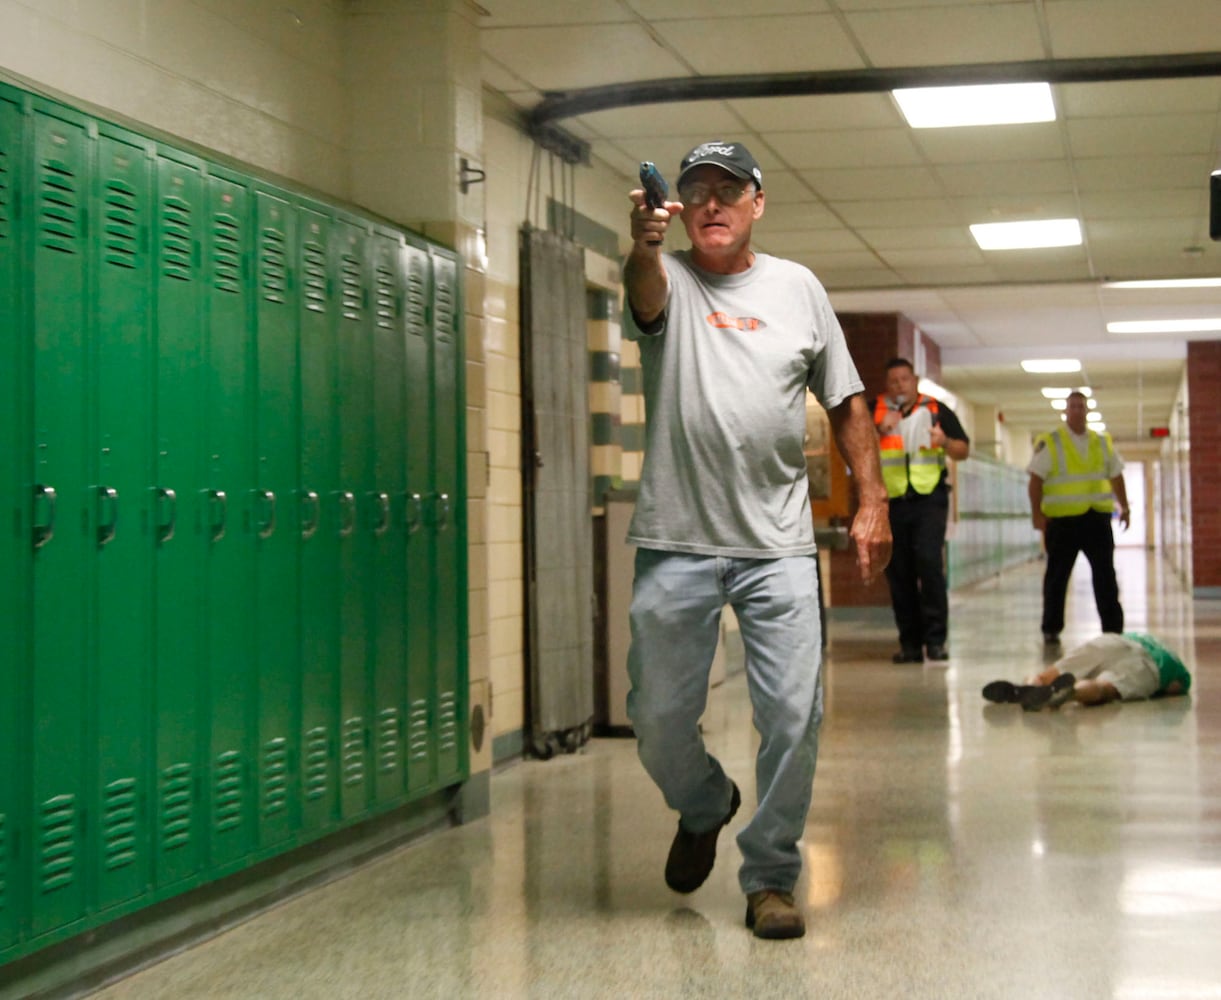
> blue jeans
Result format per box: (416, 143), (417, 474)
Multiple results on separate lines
(625, 549), (823, 895)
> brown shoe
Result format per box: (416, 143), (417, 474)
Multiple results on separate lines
(745, 889), (806, 939)
(664, 782), (741, 893)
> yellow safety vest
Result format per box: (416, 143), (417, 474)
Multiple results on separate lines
(874, 395), (945, 499)
(1038, 426), (1115, 517)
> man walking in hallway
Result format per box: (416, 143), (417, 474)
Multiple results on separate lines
(623, 140), (891, 940)
(874, 358), (970, 663)
(1028, 390), (1129, 644)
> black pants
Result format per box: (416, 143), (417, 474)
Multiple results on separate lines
(885, 492), (949, 651)
(1042, 509), (1123, 636)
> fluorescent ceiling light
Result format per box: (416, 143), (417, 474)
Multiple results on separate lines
(1051, 399), (1067, 410)
(1041, 387), (1073, 399)
(1021, 359), (1081, 373)
(1087, 412), (1103, 422)
(1093, 423), (1107, 432)
(893, 82), (1055, 128)
(1104, 278), (1221, 289)
(1108, 318), (1221, 334)
(970, 218), (1082, 250)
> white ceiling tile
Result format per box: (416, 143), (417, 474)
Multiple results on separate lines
(481, 24), (691, 90)
(912, 123), (1066, 165)
(758, 229), (870, 254)
(801, 164), (944, 200)
(755, 201), (841, 231)
(626, 0), (828, 17)
(724, 93), (905, 131)
(1078, 189), (1205, 220)
(1067, 113), (1217, 158)
(650, 14), (865, 75)
(1072, 154), (1213, 192)
(881, 247), (989, 269)
(1044, 0), (1221, 57)
(859, 226), (976, 251)
(834, 198), (961, 228)
(843, 4), (1047, 66)
(935, 160), (1076, 197)
(1059, 77), (1221, 118)
(572, 101), (743, 140)
(768, 128), (924, 169)
(475, 1), (636, 26)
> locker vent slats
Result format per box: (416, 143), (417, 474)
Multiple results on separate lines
(39, 157), (80, 254)
(159, 762), (193, 850)
(405, 257), (427, 338)
(408, 698), (429, 765)
(103, 180), (139, 269)
(102, 778), (138, 870)
(211, 212), (242, 294)
(437, 690), (458, 755)
(304, 727), (329, 800)
(214, 750), (243, 831)
(0, 814), (7, 911)
(38, 794), (77, 892)
(374, 264), (395, 330)
(340, 253), (362, 321)
(302, 239), (326, 313)
(341, 716), (365, 787)
(0, 148), (11, 240)
(261, 738), (289, 817)
(433, 264), (454, 343)
(259, 226), (287, 303)
(160, 194), (193, 280)
(376, 708), (399, 773)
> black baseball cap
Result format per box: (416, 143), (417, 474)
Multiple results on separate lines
(677, 141), (763, 190)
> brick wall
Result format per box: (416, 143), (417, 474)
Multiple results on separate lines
(1188, 341), (1221, 590)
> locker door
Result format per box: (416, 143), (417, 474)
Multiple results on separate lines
(333, 218), (373, 818)
(253, 190), (301, 849)
(29, 103), (91, 938)
(298, 206), (340, 835)
(371, 230), (406, 805)
(152, 149), (206, 890)
(203, 170), (256, 870)
(0, 86), (27, 954)
(402, 239), (434, 795)
(92, 128), (154, 913)
(429, 248), (466, 785)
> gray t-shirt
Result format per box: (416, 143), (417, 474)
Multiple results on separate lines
(623, 250), (863, 558)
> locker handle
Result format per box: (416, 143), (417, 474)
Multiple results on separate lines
(301, 490), (320, 539)
(434, 492), (450, 531)
(155, 487), (177, 543)
(96, 486), (119, 547)
(32, 484), (57, 549)
(405, 492), (423, 534)
(207, 489), (228, 543)
(372, 491), (391, 537)
(337, 491), (356, 538)
(256, 489), (276, 539)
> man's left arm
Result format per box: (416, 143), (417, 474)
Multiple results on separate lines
(930, 404), (970, 460)
(828, 393), (892, 582)
(1111, 474), (1131, 530)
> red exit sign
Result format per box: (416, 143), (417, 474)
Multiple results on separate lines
(1150, 427), (1170, 438)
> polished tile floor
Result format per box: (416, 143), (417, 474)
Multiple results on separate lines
(93, 547), (1221, 999)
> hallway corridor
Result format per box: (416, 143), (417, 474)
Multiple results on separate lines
(91, 548), (1220, 1000)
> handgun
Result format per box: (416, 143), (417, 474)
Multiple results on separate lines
(639, 161), (669, 246)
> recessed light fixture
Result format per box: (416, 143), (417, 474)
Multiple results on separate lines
(892, 82), (1055, 129)
(1104, 278), (1221, 289)
(1051, 399), (1067, 410)
(1041, 387), (1073, 399)
(970, 218), (1082, 250)
(1087, 412), (1103, 423)
(1021, 359), (1081, 373)
(1107, 318), (1221, 334)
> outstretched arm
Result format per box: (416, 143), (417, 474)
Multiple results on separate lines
(828, 393), (892, 582)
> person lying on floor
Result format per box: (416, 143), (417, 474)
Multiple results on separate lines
(982, 632), (1191, 711)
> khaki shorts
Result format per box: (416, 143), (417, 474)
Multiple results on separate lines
(1053, 634), (1160, 700)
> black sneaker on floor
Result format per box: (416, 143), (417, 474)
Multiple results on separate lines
(665, 781), (741, 894)
(1043, 632), (1061, 646)
(1018, 685), (1054, 711)
(926, 644), (949, 661)
(892, 648), (924, 664)
(1047, 672), (1076, 708)
(982, 679), (1020, 703)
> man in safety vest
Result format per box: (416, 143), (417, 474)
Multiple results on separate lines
(1027, 390), (1129, 645)
(875, 358), (970, 663)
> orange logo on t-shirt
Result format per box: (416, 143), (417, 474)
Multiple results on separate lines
(706, 312), (766, 331)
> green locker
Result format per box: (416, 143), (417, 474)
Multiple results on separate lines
(91, 126), (154, 913)
(371, 228), (407, 805)
(152, 148), (206, 890)
(402, 238), (434, 794)
(429, 248), (467, 785)
(203, 169), (256, 870)
(253, 189), (301, 848)
(297, 204), (340, 835)
(0, 85), (27, 954)
(29, 102), (92, 938)
(334, 218), (374, 818)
